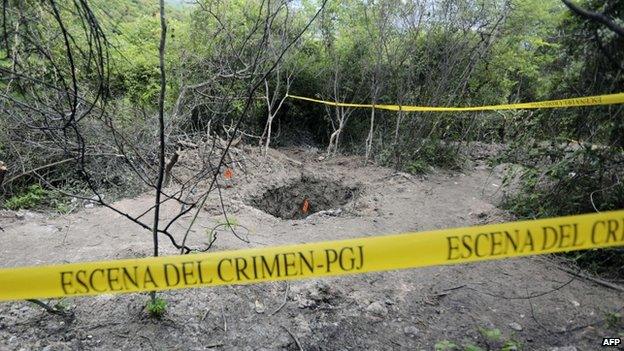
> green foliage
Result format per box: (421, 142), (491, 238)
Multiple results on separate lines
(146, 297), (167, 318)
(4, 185), (47, 210)
(479, 327), (502, 342)
(435, 327), (522, 351)
(52, 200), (73, 215)
(463, 345), (485, 351)
(107, 10), (188, 106)
(435, 340), (459, 351)
(221, 216), (239, 227)
(605, 312), (622, 329)
(382, 139), (464, 174)
(405, 160), (431, 175)
(3, 184), (74, 213)
(52, 298), (70, 313)
(500, 143), (624, 277)
(502, 340), (522, 351)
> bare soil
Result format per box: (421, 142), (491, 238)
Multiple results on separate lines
(0, 146), (622, 351)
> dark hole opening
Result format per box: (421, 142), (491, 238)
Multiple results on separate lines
(248, 176), (357, 219)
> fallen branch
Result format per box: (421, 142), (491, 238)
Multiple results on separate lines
(3, 153), (127, 187)
(555, 265), (624, 293)
(4, 158), (73, 186)
(26, 298), (72, 318)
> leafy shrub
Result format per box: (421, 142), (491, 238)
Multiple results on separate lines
(3, 184), (75, 214)
(379, 139), (464, 174)
(406, 159), (431, 174)
(146, 297), (167, 318)
(435, 340), (459, 351)
(500, 144), (624, 278)
(4, 184), (47, 210)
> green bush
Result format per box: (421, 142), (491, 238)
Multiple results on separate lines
(380, 139), (464, 174)
(146, 297), (167, 318)
(501, 145), (624, 278)
(4, 184), (47, 210)
(406, 159), (431, 174)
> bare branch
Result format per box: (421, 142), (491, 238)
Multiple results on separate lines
(562, 0), (624, 37)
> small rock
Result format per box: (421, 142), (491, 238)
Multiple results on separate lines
(483, 321), (496, 329)
(403, 326), (419, 337)
(82, 195), (101, 208)
(41, 343), (71, 351)
(570, 300), (580, 307)
(366, 301), (388, 316)
(329, 208), (342, 216)
(307, 281), (332, 301)
(254, 300), (265, 313)
(509, 322), (523, 331)
(15, 212), (25, 220)
(297, 298), (315, 309)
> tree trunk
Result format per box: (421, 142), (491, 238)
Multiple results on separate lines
(0, 161), (6, 188)
(365, 106), (376, 161)
(151, 0), (167, 301)
(264, 115), (274, 155)
(393, 107), (404, 170)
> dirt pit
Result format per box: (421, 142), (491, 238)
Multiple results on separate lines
(248, 176), (358, 219)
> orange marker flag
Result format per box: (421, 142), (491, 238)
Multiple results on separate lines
(223, 168), (233, 180)
(302, 198), (310, 214)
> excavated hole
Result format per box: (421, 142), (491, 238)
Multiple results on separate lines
(249, 176), (358, 220)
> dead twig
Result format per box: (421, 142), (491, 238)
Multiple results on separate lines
(433, 284), (466, 296)
(26, 299), (72, 319)
(554, 264), (624, 293)
(282, 325), (304, 351)
(3, 158), (73, 186)
(269, 282), (290, 316)
(221, 306), (227, 333)
(526, 286), (551, 333)
(137, 334), (157, 351)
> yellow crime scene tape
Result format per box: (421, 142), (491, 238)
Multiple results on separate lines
(1, 210), (623, 301)
(286, 92), (624, 112)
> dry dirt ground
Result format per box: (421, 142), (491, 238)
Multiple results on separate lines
(0, 146), (622, 351)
